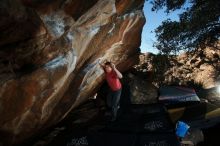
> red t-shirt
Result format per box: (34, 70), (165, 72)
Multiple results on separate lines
(106, 71), (122, 91)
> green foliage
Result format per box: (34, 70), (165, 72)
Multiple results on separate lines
(147, 0), (220, 54)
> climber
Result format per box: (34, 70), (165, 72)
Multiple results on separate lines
(99, 61), (123, 121)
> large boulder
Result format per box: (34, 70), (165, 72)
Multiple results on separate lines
(127, 74), (158, 104)
(0, 0), (145, 145)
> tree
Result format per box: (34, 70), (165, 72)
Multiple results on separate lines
(147, 0), (220, 54)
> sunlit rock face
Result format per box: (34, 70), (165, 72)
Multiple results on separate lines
(0, 0), (145, 145)
(165, 47), (220, 89)
(136, 47), (220, 89)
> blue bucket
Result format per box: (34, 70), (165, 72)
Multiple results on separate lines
(175, 121), (190, 138)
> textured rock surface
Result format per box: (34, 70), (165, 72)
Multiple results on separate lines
(127, 73), (158, 104)
(135, 47), (220, 89)
(0, 0), (145, 145)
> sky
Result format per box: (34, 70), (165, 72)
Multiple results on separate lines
(140, 1), (185, 54)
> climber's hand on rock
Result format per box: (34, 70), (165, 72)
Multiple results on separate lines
(111, 62), (116, 69)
